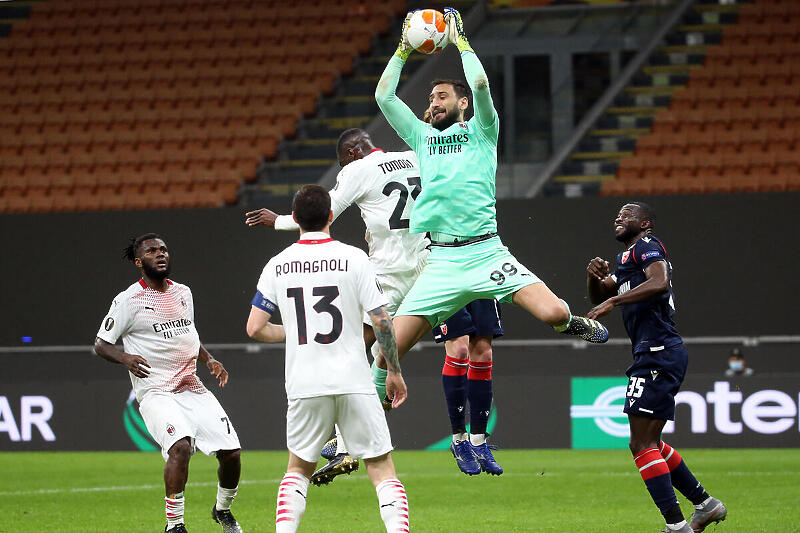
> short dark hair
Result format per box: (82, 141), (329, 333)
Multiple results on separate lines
(430, 78), (471, 104)
(629, 201), (656, 230)
(122, 233), (164, 262)
(337, 128), (365, 157)
(292, 185), (331, 232)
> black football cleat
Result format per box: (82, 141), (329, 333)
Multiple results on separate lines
(211, 505), (243, 533)
(165, 524), (188, 533)
(557, 316), (609, 343)
(310, 453), (359, 486)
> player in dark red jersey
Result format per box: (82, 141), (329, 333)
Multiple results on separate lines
(585, 202), (727, 533)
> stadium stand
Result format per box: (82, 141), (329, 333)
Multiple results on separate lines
(544, 0), (800, 196)
(0, 0), (407, 213)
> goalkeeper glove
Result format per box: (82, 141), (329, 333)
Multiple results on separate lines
(394, 11), (415, 61)
(443, 7), (473, 53)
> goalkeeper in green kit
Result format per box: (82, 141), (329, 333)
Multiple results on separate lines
(372, 9), (609, 401)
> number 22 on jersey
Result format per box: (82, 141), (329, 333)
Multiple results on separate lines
(382, 177), (421, 230)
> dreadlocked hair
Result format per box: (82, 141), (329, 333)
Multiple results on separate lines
(122, 233), (163, 262)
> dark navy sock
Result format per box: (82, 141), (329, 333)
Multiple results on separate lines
(467, 361), (493, 435)
(635, 447), (682, 521)
(660, 441), (708, 505)
(442, 355), (468, 434)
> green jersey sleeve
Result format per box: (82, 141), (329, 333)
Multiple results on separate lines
(461, 50), (499, 144)
(375, 56), (427, 151)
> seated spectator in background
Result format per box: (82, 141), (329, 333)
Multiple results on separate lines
(725, 348), (754, 377)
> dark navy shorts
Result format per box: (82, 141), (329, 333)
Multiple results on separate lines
(622, 344), (688, 421)
(432, 299), (504, 343)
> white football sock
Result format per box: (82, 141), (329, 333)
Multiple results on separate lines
(469, 433), (486, 446)
(666, 520), (688, 531)
(165, 492), (185, 528)
(215, 484), (238, 511)
(452, 432), (468, 443)
(335, 425), (348, 455)
(276, 472), (309, 533)
(376, 478), (409, 533)
(695, 496), (713, 509)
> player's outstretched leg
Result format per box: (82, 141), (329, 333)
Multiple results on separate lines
(512, 287), (608, 343)
(552, 300), (608, 343)
(658, 441), (727, 532)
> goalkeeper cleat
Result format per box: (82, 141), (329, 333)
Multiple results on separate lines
(165, 524), (188, 533)
(450, 441), (481, 476)
(557, 316), (609, 344)
(320, 437), (338, 461)
(310, 454), (359, 486)
(211, 506), (242, 533)
(470, 442), (503, 476)
(689, 497), (727, 532)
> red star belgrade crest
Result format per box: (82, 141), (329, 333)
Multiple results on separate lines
(166, 424), (175, 436)
(621, 251), (631, 264)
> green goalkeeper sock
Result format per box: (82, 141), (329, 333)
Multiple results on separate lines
(552, 299), (573, 332)
(371, 359), (388, 401)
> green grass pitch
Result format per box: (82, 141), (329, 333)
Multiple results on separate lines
(1, 449), (797, 532)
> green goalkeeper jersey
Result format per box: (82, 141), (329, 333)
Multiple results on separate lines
(376, 52), (500, 237)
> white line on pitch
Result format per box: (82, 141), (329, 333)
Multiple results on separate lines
(1, 469), (791, 497)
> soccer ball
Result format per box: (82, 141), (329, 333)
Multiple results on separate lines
(406, 9), (448, 54)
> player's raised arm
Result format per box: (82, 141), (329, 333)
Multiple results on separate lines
(587, 257), (617, 304)
(444, 8), (498, 135)
(375, 12), (423, 144)
(245, 141), (364, 231)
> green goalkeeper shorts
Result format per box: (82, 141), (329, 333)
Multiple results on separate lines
(395, 235), (541, 327)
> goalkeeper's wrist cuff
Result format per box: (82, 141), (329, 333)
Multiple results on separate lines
(394, 46), (412, 62)
(455, 38), (473, 53)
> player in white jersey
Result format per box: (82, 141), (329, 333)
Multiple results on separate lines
(246, 128), (428, 481)
(247, 128), (505, 479)
(94, 233), (243, 533)
(246, 185), (410, 533)
(246, 129), (429, 322)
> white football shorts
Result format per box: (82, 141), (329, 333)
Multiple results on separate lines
(286, 393), (393, 463)
(139, 390), (241, 460)
(363, 254), (428, 323)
